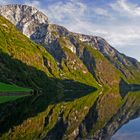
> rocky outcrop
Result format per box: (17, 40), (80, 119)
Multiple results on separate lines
(0, 4), (48, 43)
(73, 33), (140, 81)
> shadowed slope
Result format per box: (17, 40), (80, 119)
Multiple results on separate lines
(0, 50), (97, 135)
(119, 79), (140, 98)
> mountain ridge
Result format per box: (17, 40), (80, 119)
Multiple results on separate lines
(1, 4), (140, 85)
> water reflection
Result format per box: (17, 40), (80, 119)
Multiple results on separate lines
(0, 83), (140, 139)
(81, 91), (140, 140)
(112, 118), (140, 140)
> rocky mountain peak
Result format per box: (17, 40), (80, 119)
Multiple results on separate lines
(0, 4), (49, 38)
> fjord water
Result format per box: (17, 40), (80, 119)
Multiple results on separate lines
(111, 118), (140, 140)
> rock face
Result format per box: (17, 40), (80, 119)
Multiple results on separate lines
(0, 4), (48, 43)
(73, 33), (140, 80)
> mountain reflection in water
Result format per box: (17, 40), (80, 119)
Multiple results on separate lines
(0, 82), (140, 140)
(111, 118), (140, 140)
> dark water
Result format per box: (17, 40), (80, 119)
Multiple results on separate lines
(111, 118), (140, 140)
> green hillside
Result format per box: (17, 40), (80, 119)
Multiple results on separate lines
(0, 82), (32, 104)
(0, 82), (32, 93)
(0, 15), (98, 88)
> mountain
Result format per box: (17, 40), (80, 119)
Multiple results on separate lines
(0, 4), (48, 40)
(1, 4), (140, 86)
(0, 4), (140, 140)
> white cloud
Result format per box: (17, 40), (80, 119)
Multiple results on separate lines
(110, 0), (140, 17)
(93, 8), (110, 17)
(45, 0), (87, 23)
(24, 0), (42, 9)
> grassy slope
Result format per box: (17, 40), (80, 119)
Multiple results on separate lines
(81, 43), (121, 87)
(58, 37), (98, 87)
(0, 16), (60, 79)
(0, 82), (32, 103)
(0, 82), (32, 104)
(0, 82), (32, 92)
(108, 56), (140, 84)
(0, 15), (98, 88)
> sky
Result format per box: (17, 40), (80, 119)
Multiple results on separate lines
(0, 0), (140, 61)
